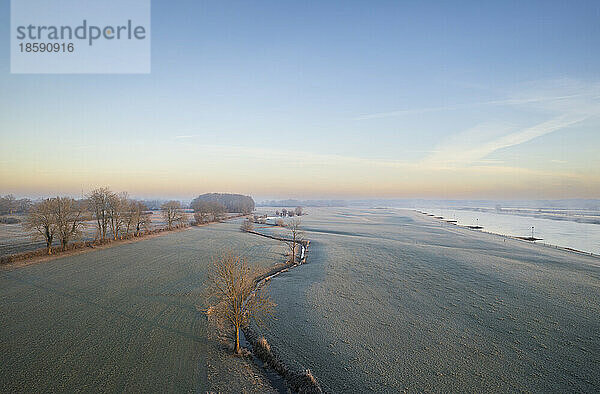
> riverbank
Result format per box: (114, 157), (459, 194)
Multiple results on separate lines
(417, 210), (599, 258)
(416, 207), (600, 256)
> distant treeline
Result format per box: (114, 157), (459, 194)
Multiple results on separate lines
(0, 194), (32, 215)
(141, 200), (169, 210)
(192, 193), (254, 214)
(258, 199), (347, 207)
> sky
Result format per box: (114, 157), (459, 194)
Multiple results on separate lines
(1, 0), (599, 200)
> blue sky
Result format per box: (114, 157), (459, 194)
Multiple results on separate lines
(1, 0), (599, 199)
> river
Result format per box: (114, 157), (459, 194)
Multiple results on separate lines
(419, 208), (600, 255)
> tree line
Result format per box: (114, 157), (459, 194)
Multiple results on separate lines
(5, 189), (256, 256)
(191, 193), (255, 215)
(192, 200), (226, 224)
(23, 187), (190, 255)
(0, 194), (32, 216)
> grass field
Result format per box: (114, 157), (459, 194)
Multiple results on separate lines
(3, 208), (599, 392)
(0, 220), (284, 392)
(254, 208), (600, 392)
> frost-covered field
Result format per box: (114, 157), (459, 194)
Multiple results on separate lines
(255, 208), (600, 392)
(0, 220), (284, 392)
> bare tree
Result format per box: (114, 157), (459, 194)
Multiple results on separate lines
(240, 219), (254, 232)
(178, 210), (190, 228)
(108, 192), (128, 240)
(275, 218), (285, 227)
(121, 199), (134, 238)
(294, 206), (303, 216)
(193, 208), (209, 225)
(285, 218), (304, 264)
(25, 198), (58, 254)
(124, 200), (149, 237)
(6, 194), (16, 214)
(16, 198), (32, 213)
(192, 201), (225, 224)
(213, 203), (226, 221)
(206, 252), (274, 354)
(55, 197), (86, 250)
(88, 187), (112, 241)
(161, 200), (184, 229)
(134, 201), (151, 235)
(0, 194), (16, 215)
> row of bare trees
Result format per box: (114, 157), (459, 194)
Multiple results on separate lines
(22, 187), (192, 256)
(192, 201), (226, 224)
(25, 197), (86, 254)
(25, 187), (155, 255)
(88, 187), (152, 242)
(160, 200), (188, 229)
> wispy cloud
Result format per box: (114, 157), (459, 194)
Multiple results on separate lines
(422, 113), (590, 167)
(413, 80), (600, 168)
(355, 94), (588, 120)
